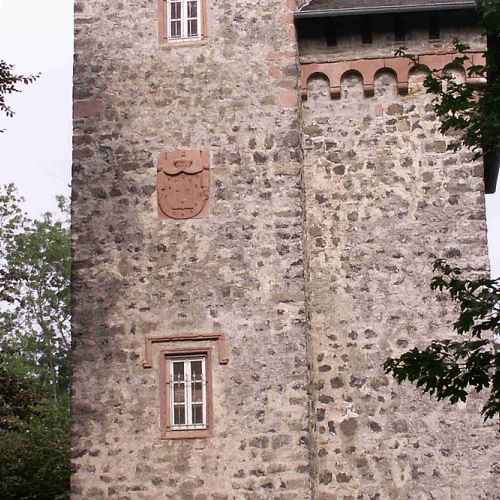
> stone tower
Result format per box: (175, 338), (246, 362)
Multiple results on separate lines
(72, 1), (499, 499)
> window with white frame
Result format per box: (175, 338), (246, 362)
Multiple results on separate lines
(166, 0), (203, 41)
(170, 357), (207, 429)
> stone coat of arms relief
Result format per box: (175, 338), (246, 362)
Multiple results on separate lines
(157, 149), (210, 219)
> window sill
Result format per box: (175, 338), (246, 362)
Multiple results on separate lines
(160, 37), (208, 48)
(161, 428), (212, 440)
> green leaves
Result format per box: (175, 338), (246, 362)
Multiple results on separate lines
(0, 60), (39, 132)
(431, 259), (500, 338)
(483, 354), (500, 420)
(396, 1), (500, 166)
(0, 363), (41, 432)
(0, 184), (27, 304)
(384, 340), (493, 403)
(384, 260), (500, 422)
(420, 42), (493, 159)
(0, 184), (71, 397)
(0, 384), (70, 500)
(481, 0), (500, 34)
(0, 185), (71, 498)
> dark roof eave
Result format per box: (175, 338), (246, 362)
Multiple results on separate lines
(485, 150), (500, 194)
(295, 1), (477, 19)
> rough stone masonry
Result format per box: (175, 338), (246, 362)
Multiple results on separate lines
(72, 1), (500, 499)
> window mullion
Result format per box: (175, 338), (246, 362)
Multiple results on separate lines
(166, 0), (171, 39)
(202, 358), (207, 427)
(198, 0), (202, 38)
(170, 360), (175, 428)
(181, 0), (187, 39)
(185, 360), (192, 426)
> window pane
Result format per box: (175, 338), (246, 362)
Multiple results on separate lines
(187, 1), (198, 18)
(188, 19), (198, 37)
(170, 2), (181, 20)
(174, 382), (185, 403)
(191, 361), (202, 381)
(192, 404), (203, 425)
(171, 20), (182, 37)
(191, 381), (203, 402)
(174, 405), (185, 425)
(173, 362), (184, 381)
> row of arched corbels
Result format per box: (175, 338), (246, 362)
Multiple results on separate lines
(300, 51), (485, 99)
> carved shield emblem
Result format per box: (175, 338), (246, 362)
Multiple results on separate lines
(157, 150), (210, 220)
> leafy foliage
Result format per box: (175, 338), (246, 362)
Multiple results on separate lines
(0, 185), (71, 499)
(396, 0), (500, 162)
(0, 60), (39, 132)
(0, 389), (70, 500)
(0, 185), (70, 397)
(0, 361), (40, 432)
(384, 260), (500, 421)
(0, 183), (27, 304)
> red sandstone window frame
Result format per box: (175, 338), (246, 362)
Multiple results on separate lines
(158, 0), (208, 46)
(159, 347), (213, 439)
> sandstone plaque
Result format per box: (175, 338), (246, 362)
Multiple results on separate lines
(157, 149), (210, 219)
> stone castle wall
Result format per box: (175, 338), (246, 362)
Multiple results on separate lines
(303, 72), (496, 499)
(72, 1), (499, 499)
(300, 21), (499, 500)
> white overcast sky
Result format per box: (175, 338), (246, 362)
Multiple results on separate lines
(0, 1), (498, 277)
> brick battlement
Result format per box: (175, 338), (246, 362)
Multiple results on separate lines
(300, 51), (485, 99)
